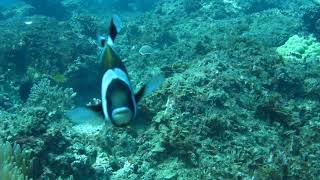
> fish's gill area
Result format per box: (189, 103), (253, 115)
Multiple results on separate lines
(0, 0), (320, 179)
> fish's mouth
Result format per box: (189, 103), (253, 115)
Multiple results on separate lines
(111, 107), (133, 125)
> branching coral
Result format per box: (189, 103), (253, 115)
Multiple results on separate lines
(26, 78), (76, 114)
(0, 141), (29, 180)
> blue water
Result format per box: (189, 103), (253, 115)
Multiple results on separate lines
(0, 0), (21, 6)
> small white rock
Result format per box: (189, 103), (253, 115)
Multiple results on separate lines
(139, 45), (154, 55)
(24, 21), (33, 25)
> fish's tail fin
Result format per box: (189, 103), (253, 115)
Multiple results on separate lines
(97, 15), (122, 48)
(109, 15), (122, 42)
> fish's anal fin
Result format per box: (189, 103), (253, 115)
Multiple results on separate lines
(135, 74), (165, 103)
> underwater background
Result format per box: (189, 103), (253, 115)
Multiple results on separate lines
(0, 0), (320, 179)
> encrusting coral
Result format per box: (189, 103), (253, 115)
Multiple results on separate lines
(276, 34), (320, 63)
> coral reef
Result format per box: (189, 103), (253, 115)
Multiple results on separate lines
(26, 78), (76, 114)
(0, 141), (29, 179)
(111, 0), (157, 11)
(21, 0), (70, 20)
(276, 34), (320, 63)
(0, 0), (319, 179)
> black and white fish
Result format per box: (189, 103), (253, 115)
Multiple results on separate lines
(68, 15), (164, 127)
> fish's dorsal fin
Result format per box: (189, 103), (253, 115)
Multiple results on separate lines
(99, 45), (127, 72)
(135, 74), (165, 103)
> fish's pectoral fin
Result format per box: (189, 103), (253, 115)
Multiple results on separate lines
(135, 74), (165, 103)
(66, 104), (105, 126)
(87, 103), (105, 118)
